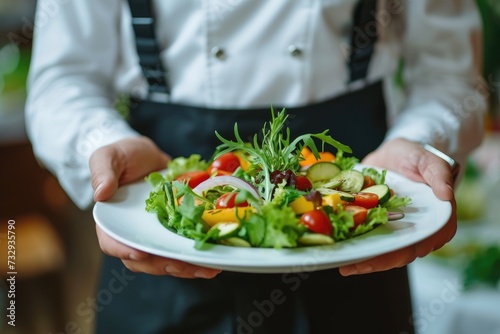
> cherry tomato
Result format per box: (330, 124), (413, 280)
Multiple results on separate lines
(176, 171), (210, 188)
(208, 153), (241, 174)
(215, 192), (249, 209)
(213, 170), (233, 176)
(362, 175), (376, 189)
(351, 192), (379, 209)
(343, 205), (368, 228)
(296, 175), (313, 191)
(300, 209), (333, 236)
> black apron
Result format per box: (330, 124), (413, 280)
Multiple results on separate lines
(95, 1), (414, 333)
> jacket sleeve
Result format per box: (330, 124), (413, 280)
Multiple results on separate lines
(385, 0), (487, 165)
(25, 0), (139, 210)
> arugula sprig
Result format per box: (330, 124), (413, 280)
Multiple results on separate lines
(214, 108), (352, 202)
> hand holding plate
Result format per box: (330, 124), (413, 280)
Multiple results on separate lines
(339, 138), (457, 276)
(90, 136), (221, 278)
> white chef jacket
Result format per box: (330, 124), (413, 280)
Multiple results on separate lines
(25, 0), (486, 209)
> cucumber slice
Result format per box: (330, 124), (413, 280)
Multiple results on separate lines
(362, 184), (390, 204)
(334, 190), (355, 202)
(219, 237), (252, 247)
(330, 170), (365, 193)
(316, 188), (355, 202)
(313, 178), (345, 190)
(208, 222), (240, 239)
(306, 162), (341, 182)
(298, 233), (335, 246)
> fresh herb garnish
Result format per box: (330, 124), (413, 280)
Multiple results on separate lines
(214, 108), (351, 202)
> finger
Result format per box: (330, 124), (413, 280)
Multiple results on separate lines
(339, 243), (419, 276)
(115, 137), (170, 185)
(95, 225), (149, 261)
(90, 145), (125, 202)
(122, 257), (222, 279)
(96, 225), (221, 279)
(417, 152), (454, 201)
(417, 198), (457, 252)
(340, 200), (457, 276)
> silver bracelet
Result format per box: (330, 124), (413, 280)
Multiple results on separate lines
(421, 143), (460, 182)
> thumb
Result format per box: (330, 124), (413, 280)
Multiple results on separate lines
(90, 146), (125, 202)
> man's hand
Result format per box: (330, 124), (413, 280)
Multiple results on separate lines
(90, 136), (221, 279)
(339, 138), (457, 276)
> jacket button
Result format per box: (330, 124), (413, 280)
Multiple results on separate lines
(288, 45), (302, 57)
(211, 47), (226, 60)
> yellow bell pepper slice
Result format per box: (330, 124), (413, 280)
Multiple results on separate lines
(201, 207), (255, 226)
(322, 193), (344, 210)
(290, 193), (344, 215)
(290, 196), (315, 214)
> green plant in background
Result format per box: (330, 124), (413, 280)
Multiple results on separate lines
(463, 245), (500, 290)
(0, 44), (31, 116)
(0, 46), (30, 94)
(477, 0), (500, 115)
(455, 160), (486, 221)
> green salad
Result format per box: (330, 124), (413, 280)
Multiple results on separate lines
(145, 109), (411, 249)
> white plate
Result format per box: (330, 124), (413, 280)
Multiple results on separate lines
(93, 167), (452, 273)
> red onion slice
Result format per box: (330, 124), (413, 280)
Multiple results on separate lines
(193, 176), (261, 200)
(388, 212), (405, 221)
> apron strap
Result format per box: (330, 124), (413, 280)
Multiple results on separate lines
(349, 0), (379, 82)
(127, 0), (170, 95)
(127, 0), (379, 97)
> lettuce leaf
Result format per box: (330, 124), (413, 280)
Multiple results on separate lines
(362, 167), (387, 185)
(382, 195), (412, 209)
(326, 205), (354, 241)
(145, 180), (180, 231)
(164, 154), (209, 181)
(259, 203), (301, 248)
(334, 150), (359, 170)
(352, 207), (388, 236)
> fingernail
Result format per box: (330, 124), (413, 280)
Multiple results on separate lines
(165, 264), (183, 274)
(341, 266), (358, 276)
(194, 269), (220, 279)
(129, 253), (141, 261)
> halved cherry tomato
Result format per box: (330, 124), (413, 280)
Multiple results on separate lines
(213, 170), (233, 176)
(295, 175), (313, 191)
(300, 209), (333, 236)
(215, 192), (249, 209)
(351, 192), (379, 209)
(208, 153), (241, 174)
(176, 171), (210, 188)
(362, 175), (376, 189)
(344, 205), (368, 228)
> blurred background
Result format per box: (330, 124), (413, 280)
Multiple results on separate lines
(0, 1), (101, 334)
(0, 1), (499, 334)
